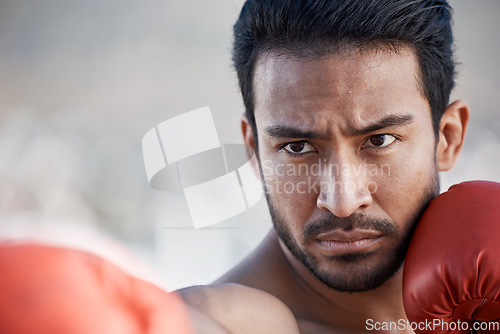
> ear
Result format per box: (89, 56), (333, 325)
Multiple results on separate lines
(241, 114), (262, 178)
(241, 113), (257, 157)
(436, 100), (470, 171)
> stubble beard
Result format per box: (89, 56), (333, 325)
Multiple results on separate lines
(263, 172), (440, 293)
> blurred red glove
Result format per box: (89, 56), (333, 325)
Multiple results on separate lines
(0, 244), (193, 334)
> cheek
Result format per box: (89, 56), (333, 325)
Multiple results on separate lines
(262, 159), (319, 225)
(372, 146), (437, 225)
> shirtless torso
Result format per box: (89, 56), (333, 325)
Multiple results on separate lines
(181, 230), (412, 334)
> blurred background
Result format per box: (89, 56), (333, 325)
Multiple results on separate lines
(0, 0), (498, 290)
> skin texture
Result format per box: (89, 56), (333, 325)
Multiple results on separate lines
(181, 47), (469, 334)
(256, 47), (439, 294)
(181, 284), (300, 334)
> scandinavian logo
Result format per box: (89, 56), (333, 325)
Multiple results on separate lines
(142, 107), (262, 228)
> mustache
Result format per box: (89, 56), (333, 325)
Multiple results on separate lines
(303, 212), (399, 241)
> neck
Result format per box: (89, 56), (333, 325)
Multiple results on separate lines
(273, 230), (409, 333)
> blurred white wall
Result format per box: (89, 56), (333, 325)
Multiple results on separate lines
(0, 0), (498, 290)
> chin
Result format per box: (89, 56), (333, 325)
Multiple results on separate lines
(307, 251), (405, 292)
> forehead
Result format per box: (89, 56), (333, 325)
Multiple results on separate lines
(252, 47), (428, 134)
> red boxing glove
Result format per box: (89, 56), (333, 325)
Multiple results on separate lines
(0, 244), (193, 334)
(403, 181), (500, 334)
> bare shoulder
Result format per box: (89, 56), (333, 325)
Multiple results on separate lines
(179, 283), (299, 334)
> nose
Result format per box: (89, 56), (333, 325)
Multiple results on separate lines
(316, 161), (373, 217)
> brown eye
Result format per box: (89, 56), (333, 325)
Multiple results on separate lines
(283, 141), (315, 154)
(367, 134), (396, 148)
(289, 142), (305, 152)
(370, 135), (386, 146)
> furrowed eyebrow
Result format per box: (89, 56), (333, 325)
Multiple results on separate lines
(264, 125), (329, 140)
(349, 114), (414, 136)
(264, 114), (414, 140)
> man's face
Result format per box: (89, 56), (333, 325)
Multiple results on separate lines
(251, 47), (439, 292)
